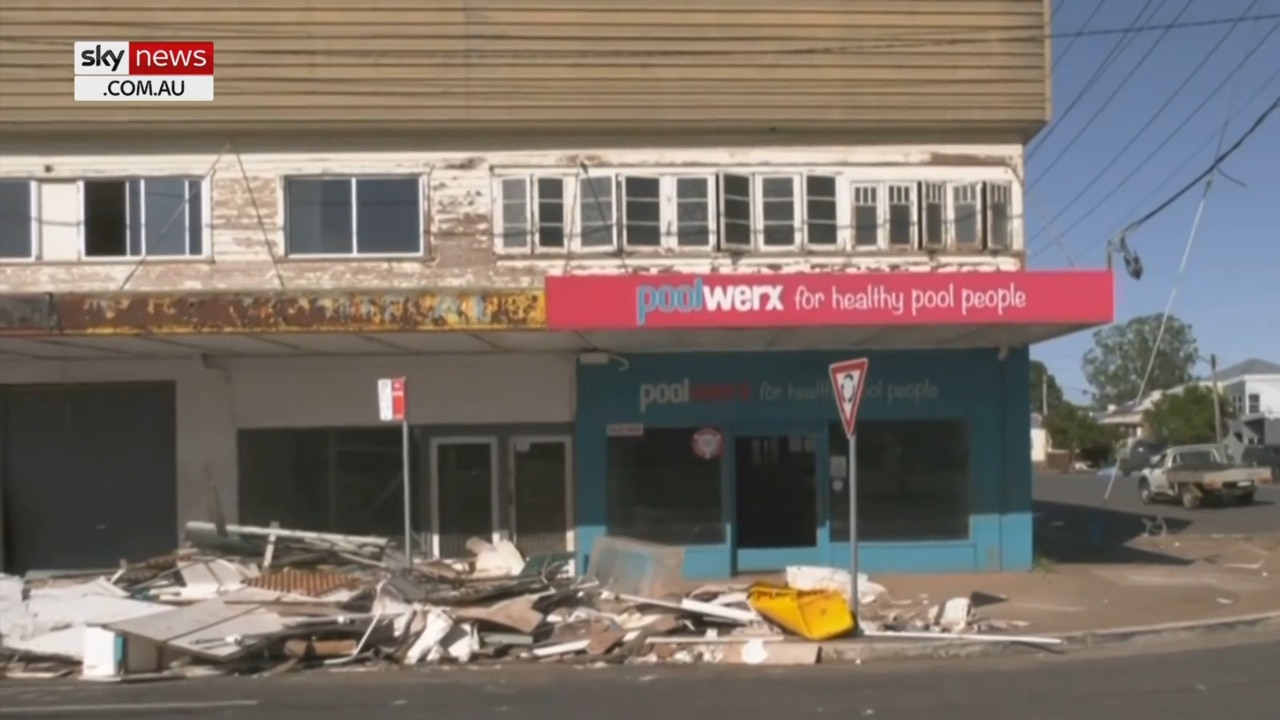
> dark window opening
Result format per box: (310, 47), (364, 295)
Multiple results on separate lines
(622, 176), (662, 247)
(0, 180), (35, 259)
(720, 174), (752, 249)
(805, 175), (838, 246)
(828, 420), (970, 541)
(607, 427), (724, 545)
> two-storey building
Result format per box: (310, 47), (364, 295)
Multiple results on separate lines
(0, 0), (1112, 577)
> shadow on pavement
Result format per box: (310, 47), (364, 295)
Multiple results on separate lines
(1032, 499), (1195, 566)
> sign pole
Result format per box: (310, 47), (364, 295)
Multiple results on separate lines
(378, 377), (412, 568)
(401, 418), (412, 569)
(847, 431), (859, 622)
(828, 357), (869, 635)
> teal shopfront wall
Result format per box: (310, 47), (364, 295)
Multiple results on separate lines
(573, 348), (1033, 578)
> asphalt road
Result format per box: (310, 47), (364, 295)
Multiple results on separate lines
(1034, 470), (1280, 537)
(1, 631), (1277, 719)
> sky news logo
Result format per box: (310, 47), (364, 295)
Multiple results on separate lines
(74, 41), (215, 102)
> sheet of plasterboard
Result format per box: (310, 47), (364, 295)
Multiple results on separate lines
(102, 597), (287, 662)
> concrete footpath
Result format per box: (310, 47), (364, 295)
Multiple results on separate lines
(822, 532), (1280, 662)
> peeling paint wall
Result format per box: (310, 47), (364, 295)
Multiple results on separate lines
(1, 144), (1025, 294)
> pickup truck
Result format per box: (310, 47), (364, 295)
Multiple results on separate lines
(1137, 443), (1272, 509)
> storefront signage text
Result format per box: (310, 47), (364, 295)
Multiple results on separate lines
(636, 279), (783, 326)
(546, 271), (1115, 330)
(638, 378), (939, 413)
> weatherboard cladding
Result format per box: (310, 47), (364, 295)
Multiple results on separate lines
(0, 0), (1050, 140)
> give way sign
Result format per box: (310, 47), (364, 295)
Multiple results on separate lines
(828, 358), (869, 437)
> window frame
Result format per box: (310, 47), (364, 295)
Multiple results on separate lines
(1247, 393), (1261, 415)
(0, 179), (39, 261)
(283, 175), (426, 258)
(574, 173), (618, 253)
(885, 182), (919, 250)
(920, 181), (947, 250)
(849, 182), (883, 252)
(755, 174), (802, 250)
(985, 182), (1013, 251)
(78, 176), (209, 260)
(669, 174), (717, 251)
(801, 174), (844, 250)
(718, 171), (754, 251)
(492, 174), (577, 255)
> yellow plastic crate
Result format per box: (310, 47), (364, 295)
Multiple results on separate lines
(747, 583), (856, 641)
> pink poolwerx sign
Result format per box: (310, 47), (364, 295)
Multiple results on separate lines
(829, 358), (869, 437)
(544, 271), (1114, 330)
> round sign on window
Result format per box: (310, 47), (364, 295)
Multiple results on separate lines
(691, 427), (724, 460)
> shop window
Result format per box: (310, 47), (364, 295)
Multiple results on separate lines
(887, 183), (916, 248)
(986, 183), (1012, 250)
(804, 175), (838, 247)
(579, 175), (616, 249)
(675, 176), (714, 248)
(607, 427), (724, 545)
(920, 182), (946, 249)
(238, 427), (421, 538)
(952, 183), (982, 249)
(718, 173), (753, 249)
(0, 180), (37, 259)
(759, 175), (798, 247)
(621, 175), (662, 248)
(851, 184), (880, 248)
(827, 420), (970, 542)
(285, 177), (423, 256)
(82, 178), (204, 257)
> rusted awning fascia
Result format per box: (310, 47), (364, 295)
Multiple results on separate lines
(0, 290), (546, 335)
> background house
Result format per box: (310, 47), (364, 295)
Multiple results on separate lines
(1219, 358), (1280, 449)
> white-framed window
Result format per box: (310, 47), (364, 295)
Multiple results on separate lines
(986, 182), (1013, 250)
(887, 183), (917, 248)
(495, 175), (574, 253)
(719, 173), (753, 250)
(578, 175), (616, 251)
(920, 182), (946, 249)
(851, 184), (880, 250)
(0, 179), (37, 260)
(81, 177), (204, 258)
(1248, 394), (1261, 414)
(284, 176), (423, 256)
(673, 175), (715, 249)
(803, 175), (839, 248)
(758, 175), (800, 248)
(620, 175), (662, 249)
(952, 183), (983, 249)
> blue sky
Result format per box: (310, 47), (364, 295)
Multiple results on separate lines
(1028, 0), (1280, 403)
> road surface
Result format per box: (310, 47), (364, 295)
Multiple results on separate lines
(1, 631), (1277, 719)
(1034, 470), (1279, 537)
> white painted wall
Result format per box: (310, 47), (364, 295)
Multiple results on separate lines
(1, 353), (575, 534)
(0, 143), (1025, 292)
(1030, 427), (1047, 464)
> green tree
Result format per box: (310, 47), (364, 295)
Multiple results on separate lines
(1030, 360), (1066, 415)
(1083, 314), (1198, 406)
(1046, 403), (1119, 466)
(1144, 384), (1230, 445)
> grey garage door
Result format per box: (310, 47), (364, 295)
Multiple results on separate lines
(1, 383), (177, 573)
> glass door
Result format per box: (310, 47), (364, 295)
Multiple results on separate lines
(732, 425), (826, 572)
(430, 437), (498, 558)
(508, 437), (573, 558)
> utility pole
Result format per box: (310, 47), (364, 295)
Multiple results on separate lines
(1210, 353), (1223, 448)
(1042, 372), (1049, 417)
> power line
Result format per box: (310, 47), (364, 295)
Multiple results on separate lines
(1028, 20), (1280, 259)
(3, 13), (1279, 60)
(1028, 0), (1163, 158)
(1051, 0), (1107, 72)
(1029, 0), (1198, 187)
(1058, 91), (1280, 263)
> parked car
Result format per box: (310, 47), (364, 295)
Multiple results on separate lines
(1117, 439), (1166, 477)
(1137, 443), (1272, 509)
(1240, 444), (1280, 483)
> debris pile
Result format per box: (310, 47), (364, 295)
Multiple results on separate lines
(0, 523), (1053, 681)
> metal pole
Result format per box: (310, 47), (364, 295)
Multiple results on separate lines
(1209, 353), (1223, 449)
(847, 432), (859, 625)
(401, 420), (413, 568)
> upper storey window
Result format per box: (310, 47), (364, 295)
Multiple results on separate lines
(493, 172), (1015, 255)
(284, 176), (424, 256)
(81, 178), (205, 258)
